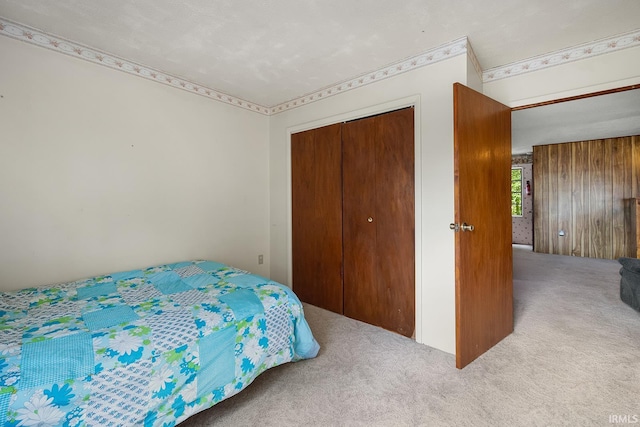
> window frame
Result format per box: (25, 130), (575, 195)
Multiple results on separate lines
(511, 167), (523, 217)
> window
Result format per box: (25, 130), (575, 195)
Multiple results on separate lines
(511, 167), (523, 216)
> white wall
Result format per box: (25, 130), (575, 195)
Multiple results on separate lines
(269, 54), (469, 354)
(0, 36), (270, 291)
(466, 51), (483, 93)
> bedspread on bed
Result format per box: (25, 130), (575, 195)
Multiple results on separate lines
(0, 260), (319, 426)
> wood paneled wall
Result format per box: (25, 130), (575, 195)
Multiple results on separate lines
(533, 135), (640, 259)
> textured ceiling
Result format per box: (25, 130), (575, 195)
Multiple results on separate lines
(1, 0), (639, 107)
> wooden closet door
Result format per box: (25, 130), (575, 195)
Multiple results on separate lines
(342, 108), (415, 337)
(291, 124), (344, 313)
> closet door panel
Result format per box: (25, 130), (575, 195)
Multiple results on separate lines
(291, 124), (343, 313)
(343, 108), (415, 337)
(342, 116), (378, 323)
(375, 108), (415, 337)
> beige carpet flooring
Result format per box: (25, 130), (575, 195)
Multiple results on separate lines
(181, 247), (640, 426)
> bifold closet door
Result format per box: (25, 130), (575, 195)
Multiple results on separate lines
(342, 107), (415, 337)
(291, 124), (343, 314)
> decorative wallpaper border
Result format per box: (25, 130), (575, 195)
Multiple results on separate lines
(483, 29), (640, 82)
(2, 16), (638, 115)
(512, 153), (533, 165)
(269, 37), (469, 114)
(0, 17), (271, 115)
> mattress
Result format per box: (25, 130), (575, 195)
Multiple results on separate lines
(0, 260), (319, 426)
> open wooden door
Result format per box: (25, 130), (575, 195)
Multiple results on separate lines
(453, 83), (513, 369)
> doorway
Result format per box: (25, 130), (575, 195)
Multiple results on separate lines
(511, 84), (640, 260)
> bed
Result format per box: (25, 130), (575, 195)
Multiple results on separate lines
(0, 260), (319, 426)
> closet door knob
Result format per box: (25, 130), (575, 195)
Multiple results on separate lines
(367, 217), (373, 223)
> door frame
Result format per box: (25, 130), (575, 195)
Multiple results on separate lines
(285, 95), (423, 342)
(511, 83), (639, 111)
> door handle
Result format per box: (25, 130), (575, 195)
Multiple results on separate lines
(461, 223), (474, 232)
(449, 223), (460, 232)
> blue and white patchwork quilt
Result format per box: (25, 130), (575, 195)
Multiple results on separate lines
(0, 260), (319, 426)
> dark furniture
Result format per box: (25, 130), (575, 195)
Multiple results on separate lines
(618, 257), (640, 312)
